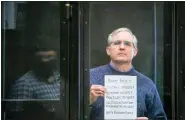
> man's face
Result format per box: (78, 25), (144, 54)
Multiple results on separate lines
(35, 50), (57, 62)
(34, 50), (58, 77)
(106, 31), (138, 64)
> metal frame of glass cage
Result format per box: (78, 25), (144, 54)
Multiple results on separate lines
(78, 1), (179, 120)
(76, 1), (182, 120)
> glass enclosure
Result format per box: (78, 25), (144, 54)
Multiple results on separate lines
(1, 1), (185, 120)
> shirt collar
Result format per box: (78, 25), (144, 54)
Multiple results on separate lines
(109, 61), (133, 72)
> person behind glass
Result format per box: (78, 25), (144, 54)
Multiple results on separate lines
(8, 45), (66, 120)
(89, 27), (167, 120)
(10, 46), (61, 100)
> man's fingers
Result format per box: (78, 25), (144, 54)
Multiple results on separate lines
(94, 90), (105, 95)
(92, 88), (106, 93)
(91, 90), (105, 96)
(91, 85), (106, 92)
(90, 85), (106, 104)
(90, 85), (107, 103)
(90, 88), (106, 96)
(91, 85), (105, 90)
(136, 117), (148, 120)
(91, 85), (103, 87)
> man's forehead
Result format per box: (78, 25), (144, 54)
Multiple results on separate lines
(112, 31), (133, 40)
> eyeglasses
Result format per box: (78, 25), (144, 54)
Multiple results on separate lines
(109, 40), (133, 47)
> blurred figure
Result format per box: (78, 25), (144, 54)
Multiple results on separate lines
(7, 46), (65, 120)
(9, 1), (61, 101)
(5, 2), (65, 120)
(9, 48), (60, 100)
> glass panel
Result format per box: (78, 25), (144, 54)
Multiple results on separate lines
(88, 1), (167, 120)
(177, 2), (185, 119)
(2, 1), (66, 120)
(155, 2), (164, 102)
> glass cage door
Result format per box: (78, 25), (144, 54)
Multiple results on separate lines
(81, 1), (179, 120)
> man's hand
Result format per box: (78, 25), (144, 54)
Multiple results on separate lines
(136, 117), (148, 120)
(90, 85), (106, 104)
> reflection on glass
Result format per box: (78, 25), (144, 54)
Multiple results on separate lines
(9, 49), (60, 100)
(2, 1), (61, 100)
(2, 1), (66, 120)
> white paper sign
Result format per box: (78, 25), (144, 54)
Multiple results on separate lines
(104, 75), (137, 120)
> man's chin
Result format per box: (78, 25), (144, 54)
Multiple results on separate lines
(114, 59), (129, 64)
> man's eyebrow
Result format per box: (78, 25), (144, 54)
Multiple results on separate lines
(113, 40), (133, 42)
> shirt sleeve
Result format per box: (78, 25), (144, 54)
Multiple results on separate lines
(89, 68), (101, 106)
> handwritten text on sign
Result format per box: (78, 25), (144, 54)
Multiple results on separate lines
(104, 75), (137, 120)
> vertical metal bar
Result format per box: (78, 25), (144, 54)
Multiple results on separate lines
(4, 112), (6, 120)
(171, 2), (177, 120)
(78, 3), (82, 120)
(85, 3), (91, 120)
(175, 2), (179, 120)
(68, 2), (79, 120)
(61, 2), (70, 120)
(2, 2), (6, 99)
(153, 2), (157, 85)
(81, 2), (91, 120)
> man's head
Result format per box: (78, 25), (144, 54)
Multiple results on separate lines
(33, 49), (58, 78)
(106, 27), (138, 64)
(35, 50), (57, 63)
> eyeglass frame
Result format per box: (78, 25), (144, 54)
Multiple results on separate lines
(108, 40), (135, 48)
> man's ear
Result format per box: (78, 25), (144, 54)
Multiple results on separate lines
(133, 48), (138, 57)
(106, 46), (110, 56)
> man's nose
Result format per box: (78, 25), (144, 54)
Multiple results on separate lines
(119, 42), (125, 49)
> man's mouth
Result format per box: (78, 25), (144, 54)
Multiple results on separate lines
(118, 53), (126, 56)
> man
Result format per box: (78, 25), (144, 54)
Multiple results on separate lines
(7, 46), (66, 120)
(6, 2), (64, 120)
(8, 44), (63, 114)
(90, 27), (167, 120)
(10, 48), (61, 100)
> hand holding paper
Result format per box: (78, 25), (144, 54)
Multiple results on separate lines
(90, 85), (106, 104)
